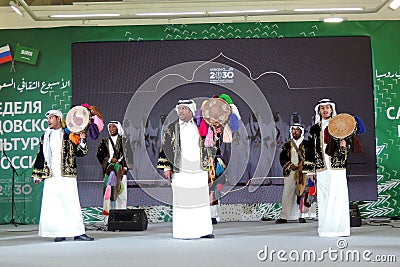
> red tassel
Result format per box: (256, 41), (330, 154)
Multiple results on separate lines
(323, 127), (331, 144)
(198, 119), (208, 136)
(351, 135), (364, 153)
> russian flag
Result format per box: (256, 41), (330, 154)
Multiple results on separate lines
(0, 45), (13, 64)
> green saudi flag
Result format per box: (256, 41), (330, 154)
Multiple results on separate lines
(14, 44), (39, 65)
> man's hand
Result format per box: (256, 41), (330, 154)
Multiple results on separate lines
(290, 164), (298, 171)
(79, 132), (87, 146)
(164, 169), (172, 180)
(340, 139), (347, 148)
(213, 125), (223, 135)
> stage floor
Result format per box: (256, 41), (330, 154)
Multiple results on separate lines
(1, 219), (399, 267)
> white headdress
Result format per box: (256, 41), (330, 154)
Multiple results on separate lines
(45, 109), (63, 120)
(290, 123), (304, 139)
(108, 121), (124, 136)
(175, 99), (196, 116)
(43, 109), (64, 166)
(314, 98), (337, 124)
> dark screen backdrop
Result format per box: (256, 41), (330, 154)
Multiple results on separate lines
(72, 37), (377, 207)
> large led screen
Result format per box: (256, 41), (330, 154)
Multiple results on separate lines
(72, 37), (377, 207)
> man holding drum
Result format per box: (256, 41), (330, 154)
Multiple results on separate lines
(307, 99), (351, 237)
(32, 109), (94, 242)
(157, 99), (216, 239)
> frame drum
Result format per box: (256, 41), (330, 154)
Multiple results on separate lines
(201, 98), (231, 126)
(328, 113), (357, 139)
(66, 105), (91, 133)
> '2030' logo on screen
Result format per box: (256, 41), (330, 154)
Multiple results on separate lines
(209, 67), (235, 84)
(0, 183), (33, 196)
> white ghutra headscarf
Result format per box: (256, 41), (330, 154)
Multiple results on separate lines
(314, 98), (337, 124)
(290, 123), (304, 146)
(108, 120), (124, 137)
(175, 99), (196, 116)
(43, 110), (64, 165)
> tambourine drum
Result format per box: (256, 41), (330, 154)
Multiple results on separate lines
(66, 105), (91, 133)
(295, 172), (307, 196)
(201, 98), (231, 126)
(328, 113), (357, 139)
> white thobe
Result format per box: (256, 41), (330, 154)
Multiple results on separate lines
(115, 175), (127, 209)
(280, 139), (307, 220)
(107, 136), (127, 209)
(38, 128), (85, 237)
(171, 120), (213, 239)
(317, 119), (350, 237)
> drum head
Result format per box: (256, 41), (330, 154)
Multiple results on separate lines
(66, 106), (90, 133)
(201, 98), (231, 126)
(328, 113), (356, 139)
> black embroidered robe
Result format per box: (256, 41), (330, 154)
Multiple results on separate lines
(31, 130), (88, 180)
(307, 122), (352, 171)
(157, 119), (217, 172)
(96, 135), (127, 174)
(279, 139), (314, 177)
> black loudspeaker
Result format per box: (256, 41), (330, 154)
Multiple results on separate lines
(349, 203), (362, 227)
(108, 209), (148, 231)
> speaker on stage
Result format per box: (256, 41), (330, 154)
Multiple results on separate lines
(108, 209), (148, 231)
(349, 203), (362, 227)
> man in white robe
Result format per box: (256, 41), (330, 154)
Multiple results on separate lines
(97, 121), (128, 214)
(157, 99), (214, 239)
(32, 109), (94, 242)
(308, 99), (351, 237)
(276, 123), (314, 224)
